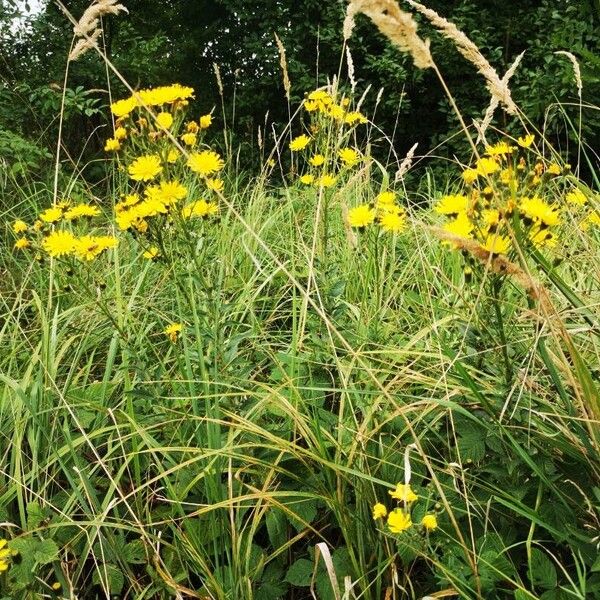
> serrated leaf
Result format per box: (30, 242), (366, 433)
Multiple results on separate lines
(285, 558), (313, 587)
(34, 539), (59, 564)
(123, 539), (146, 564)
(529, 548), (557, 590)
(287, 499), (318, 532)
(92, 564), (125, 595)
(26, 501), (45, 529)
(266, 509), (287, 550)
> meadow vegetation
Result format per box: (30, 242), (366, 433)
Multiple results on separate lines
(1, 1), (599, 598)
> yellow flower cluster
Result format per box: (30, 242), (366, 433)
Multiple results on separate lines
(12, 200), (116, 261)
(435, 135), (597, 257)
(372, 482), (438, 534)
(348, 190), (407, 234)
(291, 87), (368, 190)
(0, 539), (14, 573)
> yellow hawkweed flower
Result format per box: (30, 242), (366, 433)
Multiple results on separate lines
(128, 154), (163, 181)
(421, 514), (438, 531)
(476, 157), (500, 176)
(372, 503), (388, 520)
(74, 235), (118, 261)
(581, 211), (600, 230)
(379, 211), (406, 233)
(435, 194), (469, 215)
(486, 141), (514, 156)
(309, 154), (325, 167)
(387, 509), (412, 534)
(300, 174), (315, 185)
(181, 132), (197, 146)
(114, 126), (127, 140)
(63, 203), (101, 220)
(289, 134), (311, 151)
(348, 204), (375, 228)
(0, 539), (12, 572)
(443, 212), (474, 244)
(519, 196), (560, 227)
(143, 246), (160, 259)
(376, 191), (396, 207)
(187, 151), (224, 176)
(14, 237), (30, 250)
(303, 100), (319, 111)
(186, 120), (199, 133)
(344, 111), (367, 125)
(13, 220), (28, 234)
(199, 114), (212, 129)
(339, 147), (360, 167)
(480, 233), (511, 255)
(182, 200), (213, 218)
(388, 483), (418, 503)
(206, 178), (224, 192)
(156, 111), (174, 129)
(462, 168), (479, 185)
(42, 230), (76, 257)
(317, 174), (336, 188)
(167, 149), (180, 163)
(39, 207), (63, 223)
(546, 163), (561, 176)
(164, 322), (182, 343)
(110, 96), (137, 118)
(566, 189), (587, 206)
(529, 226), (557, 248)
(518, 133), (535, 148)
(104, 138), (121, 152)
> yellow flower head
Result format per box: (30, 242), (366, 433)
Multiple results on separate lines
(64, 203), (101, 220)
(156, 111), (174, 129)
(372, 503), (388, 520)
(114, 126), (127, 140)
(379, 210), (406, 233)
(13, 220), (28, 234)
(546, 163), (561, 176)
(486, 141), (514, 156)
(104, 137), (121, 152)
(443, 212), (474, 244)
(338, 147), (360, 167)
(128, 154), (163, 181)
(167, 149), (180, 163)
(348, 204), (376, 228)
(300, 174), (315, 185)
(289, 134), (311, 152)
(519, 196), (560, 227)
(111, 96), (137, 118)
(317, 174), (336, 188)
(435, 194), (469, 216)
(476, 157), (500, 176)
(309, 154), (325, 167)
(387, 509), (412, 534)
(74, 235), (117, 261)
(462, 168), (479, 185)
(143, 246), (160, 259)
(518, 133), (535, 148)
(164, 322), (182, 343)
(480, 233), (511, 255)
(344, 111), (368, 125)
(42, 230), (76, 257)
(182, 199), (214, 219)
(376, 191), (396, 207)
(199, 114), (212, 129)
(206, 178), (224, 193)
(39, 206), (63, 224)
(421, 514), (438, 531)
(388, 483), (418, 503)
(187, 151), (224, 176)
(14, 237), (30, 250)
(181, 132), (197, 146)
(529, 226), (557, 248)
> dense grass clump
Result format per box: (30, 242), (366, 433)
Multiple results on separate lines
(1, 2), (599, 599)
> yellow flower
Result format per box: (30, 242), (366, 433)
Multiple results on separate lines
(164, 322), (182, 342)
(42, 230), (76, 257)
(462, 168), (479, 185)
(421, 514), (438, 531)
(339, 147), (360, 166)
(344, 111), (367, 125)
(387, 509), (412, 534)
(181, 132), (197, 146)
(104, 137), (120, 152)
(372, 503), (388, 520)
(435, 194), (469, 215)
(482, 209), (501, 229)
(376, 191), (396, 208)
(500, 168), (516, 185)
(186, 120), (199, 133)
(156, 111), (174, 129)
(300, 174), (315, 185)
(187, 151), (224, 176)
(205, 201), (219, 217)
(443, 212), (473, 243)
(137, 84), (194, 106)
(519, 196), (560, 227)
(33, 220), (43, 232)
(529, 226), (557, 248)
(154, 180), (187, 206)
(309, 154), (325, 167)
(476, 157), (500, 176)
(14, 237), (30, 250)
(379, 211), (406, 233)
(114, 126), (127, 140)
(182, 199), (213, 218)
(13, 220), (28, 234)
(317, 174), (336, 188)
(289, 134), (311, 151)
(581, 211), (600, 230)
(143, 246), (160, 259)
(566, 189), (587, 206)
(0, 539), (13, 572)
(206, 178), (224, 192)
(517, 133), (535, 148)
(128, 154), (163, 181)
(348, 204), (375, 228)
(546, 163), (561, 176)
(167, 149), (180, 163)
(199, 114), (212, 129)
(486, 141), (514, 156)
(110, 96), (137, 118)
(74, 235), (117, 261)
(64, 203), (100, 220)
(304, 100), (319, 112)
(39, 206), (63, 223)
(388, 483), (418, 503)
(480, 233), (511, 255)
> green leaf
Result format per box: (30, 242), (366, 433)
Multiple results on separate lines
(529, 548), (557, 590)
(285, 558), (313, 587)
(34, 539), (59, 564)
(92, 564), (125, 595)
(287, 499), (318, 532)
(26, 501), (45, 530)
(123, 539), (146, 564)
(266, 509), (287, 549)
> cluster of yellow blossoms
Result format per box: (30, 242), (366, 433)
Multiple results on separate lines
(290, 88), (368, 189)
(12, 200), (117, 260)
(435, 135), (599, 257)
(372, 483), (438, 534)
(106, 84), (223, 250)
(348, 190), (407, 234)
(0, 539), (15, 573)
